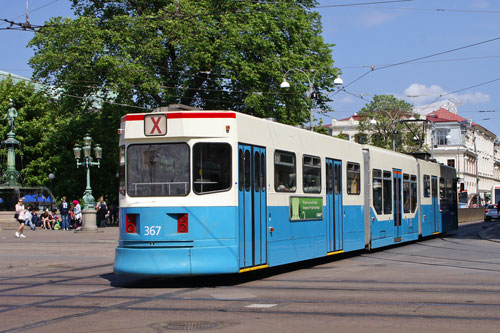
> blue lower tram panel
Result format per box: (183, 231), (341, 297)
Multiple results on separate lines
(114, 244), (240, 276)
(114, 203), (445, 276)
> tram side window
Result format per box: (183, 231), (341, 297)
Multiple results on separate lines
(275, 150), (296, 192)
(439, 178), (445, 199)
(347, 162), (360, 195)
(423, 175), (430, 197)
(193, 143), (232, 194)
(446, 178), (453, 199)
(403, 173), (411, 213)
(372, 169), (383, 214)
(303, 155), (321, 193)
(383, 171), (392, 214)
(127, 143), (189, 197)
(410, 175), (417, 213)
(432, 177), (438, 198)
(119, 145), (125, 196)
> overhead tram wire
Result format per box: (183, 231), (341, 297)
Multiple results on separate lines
(0, 0), (414, 31)
(332, 36), (500, 97)
(428, 76), (500, 105)
(340, 55), (500, 70)
(323, 5), (500, 14)
(0, 0), (60, 27)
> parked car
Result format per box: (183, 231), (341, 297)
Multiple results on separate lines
(484, 204), (498, 221)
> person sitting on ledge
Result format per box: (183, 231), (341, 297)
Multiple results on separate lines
(41, 209), (53, 230)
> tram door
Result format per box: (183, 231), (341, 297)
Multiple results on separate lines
(393, 169), (402, 241)
(238, 144), (267, 269)
(431, 176), (439, 233)
(326, 159), (343, 252)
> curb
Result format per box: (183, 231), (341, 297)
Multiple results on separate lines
(477, 223), (500, 243)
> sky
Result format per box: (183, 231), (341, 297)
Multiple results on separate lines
(1, 0), (500, 135)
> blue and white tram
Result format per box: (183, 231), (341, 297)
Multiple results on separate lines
(113, 109), (458, 276)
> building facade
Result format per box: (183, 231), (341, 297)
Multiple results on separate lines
(330, 107), (500, 206)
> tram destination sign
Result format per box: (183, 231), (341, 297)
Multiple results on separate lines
(290, 196), (323, 221)
(144, 114), (167, 136)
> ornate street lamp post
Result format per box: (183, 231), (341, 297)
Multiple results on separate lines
(73, 134), (102, 232)
(280, 69), (343, 131)
(48, 173), (55, 210)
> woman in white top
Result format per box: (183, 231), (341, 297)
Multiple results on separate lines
(15, 198), (27, 238)
(73, 200), (82, 229)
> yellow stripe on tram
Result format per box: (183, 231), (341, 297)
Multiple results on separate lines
(239, 264), (269, 273)
(432, 232), (440, 235)
(327, 250), (344, 256)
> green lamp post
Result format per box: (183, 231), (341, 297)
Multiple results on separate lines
(73, 134), (102, 210)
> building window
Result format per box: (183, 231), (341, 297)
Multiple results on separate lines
(355, 133), (368, 144)
(447, 159), (455, 168)
(436, 129), (449, 145)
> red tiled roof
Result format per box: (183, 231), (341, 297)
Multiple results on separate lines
(339, 115), (361, 121)
(426, 108), (467, 123)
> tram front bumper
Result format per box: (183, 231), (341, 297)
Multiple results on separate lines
(113, 245), (239, 276)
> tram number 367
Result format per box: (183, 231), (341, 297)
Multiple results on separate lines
(144, 226), (162, 236)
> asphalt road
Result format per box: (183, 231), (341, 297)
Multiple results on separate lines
(1, 221), (500, 333)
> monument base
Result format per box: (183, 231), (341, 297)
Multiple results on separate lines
(75, 209), (103, 233)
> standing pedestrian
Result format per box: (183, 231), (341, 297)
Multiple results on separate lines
(96, 197), (108, 228)
(15, 198), (27, 238)
(59, 196), (70, 230)
(73, 200), (82, 230)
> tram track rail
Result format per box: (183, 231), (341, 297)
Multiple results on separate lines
(1, 228), (500, 332)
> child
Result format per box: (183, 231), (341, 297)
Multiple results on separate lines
(51, 208), (62, 230)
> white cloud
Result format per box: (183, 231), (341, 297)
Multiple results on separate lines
(358, 11), (399, 27)
(472, 1), (489, 9)
(339, 95), (355, 104)
(403, 83), (490, 106)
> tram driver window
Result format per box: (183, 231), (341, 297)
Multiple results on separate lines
(303, 155), (321, 193)
(127, 143), (190, 197)
(347, 162), (360, 195)
(274, 150), (296, 192)
(193, 143), (232, 194)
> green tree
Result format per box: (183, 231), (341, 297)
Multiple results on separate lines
(357, 95), (422, 153)
(29, 0), (341, 125)
(0, 77), (54, 185)
(0, 76), (119, 204)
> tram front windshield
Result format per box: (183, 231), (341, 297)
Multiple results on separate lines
(126, 142), (232, 197)
(127, 143), (190, 196)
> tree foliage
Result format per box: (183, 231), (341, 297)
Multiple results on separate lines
(23, 0), (341, 203)
(29, 0), (341, 125)
(0, 77), (120, 205)
(357, 95), (423, 153)
(0, 78), (55, 187)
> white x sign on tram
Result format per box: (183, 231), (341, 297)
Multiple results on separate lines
(144, 114), (167, 136)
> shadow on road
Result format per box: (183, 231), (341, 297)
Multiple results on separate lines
(100, 222), (500, 289)
(100, 251), (362, 289)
